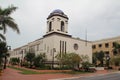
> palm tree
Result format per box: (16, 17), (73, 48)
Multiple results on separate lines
(0, 41), (8, 69)
(0, 5), (20, 34)
(0, 5), (20, 69)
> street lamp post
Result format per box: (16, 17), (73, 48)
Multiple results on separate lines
(20, 50), (23, 67)
(106, 55), (110, 68)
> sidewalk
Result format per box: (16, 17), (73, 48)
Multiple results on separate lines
(0, 68), (72, 80)
(0, 67), (115, 80)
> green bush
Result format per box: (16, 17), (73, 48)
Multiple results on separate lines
(33, 53), (46, 68)
(10, 58), (20, 65)
(22, 62), (29, 68)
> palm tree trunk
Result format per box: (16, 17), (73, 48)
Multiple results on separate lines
(3, 56), (7, 69)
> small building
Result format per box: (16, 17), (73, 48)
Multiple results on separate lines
(92, 36), (120, 57)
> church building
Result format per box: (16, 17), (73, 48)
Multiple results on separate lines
(9, 9), (92, 65)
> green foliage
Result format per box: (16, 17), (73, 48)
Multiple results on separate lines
(110, 42), (120, 66)
(93, 51), (105, 67)
(0, 33), (5, 41)
(80, 55), (89, 62)
(25, 52), (35, 68)
(92, 53), (97, 65)
(113, 42), (120, 55)
(0, 5), (20, 34)
(0, 41), (8, 54)
(81, 62), (92, 69)
(25, 53), (47, 68)
(110, 55), (120, 66)
(80, 55), (92, 71)
(22, 62), (29, 68)
(34, 53), (46, 68)
(8, 66), (41, 74)
(10, 58), (20, 65)
(56, 52), (81, 69)
(0, 41), (8, 69)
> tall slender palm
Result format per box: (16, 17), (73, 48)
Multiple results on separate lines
(0, 5), (20, 34)
(0, 5), (20, 69)
(0, 41), (8, 69)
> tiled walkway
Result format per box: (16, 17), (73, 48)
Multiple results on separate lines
(0, 67), (114, 80)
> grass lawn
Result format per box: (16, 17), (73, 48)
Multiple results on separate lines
(8, 66), (42, 74)
(8, 66), (93, 75)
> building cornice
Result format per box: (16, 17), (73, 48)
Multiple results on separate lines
(43, 32), (72, 38)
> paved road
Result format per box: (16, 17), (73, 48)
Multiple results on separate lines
(64, 72), (120, 80)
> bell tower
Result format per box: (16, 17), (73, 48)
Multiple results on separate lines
(45, 9), (69, 35)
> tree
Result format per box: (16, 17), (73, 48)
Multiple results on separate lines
(92, 52), (97, 66)
(10, 57), (20, 65)
(113, 42), (120, 55)
(80, 55), (91, 70)
(80, 55), (89, 62)
(69, 53), (82, 68)
(93, 51), (105, 67)
(0, 5), (20, 69)
(34, 53), (46, 68)
(110, 54), (120, 66)
(0, 41), (8, 69)
(0, 5), (20, 34)
(55, 53), (67, 68)
(56, 52), (81, 69)
(25, 52), (35, 68)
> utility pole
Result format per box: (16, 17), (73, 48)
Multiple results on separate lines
(85, 28), (87, 46)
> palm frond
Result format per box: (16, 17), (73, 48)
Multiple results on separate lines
(0, 26), (3, 30)
(0, 7), (3, 14)
(1, 22), (7, 33)
(5, 17), (20, 34)
(0, 33), (6, 40)
(0, 5), (20, 34)
(1, 5), (17, 16)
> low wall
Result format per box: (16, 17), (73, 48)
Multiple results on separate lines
(90, 67), (104, 70)
(95, 67), (105, 70)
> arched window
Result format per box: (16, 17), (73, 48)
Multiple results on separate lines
(61, 21), (64, 32)
(49, 22), (52, 31)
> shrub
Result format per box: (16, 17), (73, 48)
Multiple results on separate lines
(33, 53), (46, 68)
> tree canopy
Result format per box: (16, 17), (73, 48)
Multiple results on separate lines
(56, 52), (82, 69)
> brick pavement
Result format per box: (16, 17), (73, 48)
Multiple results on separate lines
(0, 67), (113, 80)
(0, 68), (72, 80)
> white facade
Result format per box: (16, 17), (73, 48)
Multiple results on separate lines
(9, 9), (92, 63)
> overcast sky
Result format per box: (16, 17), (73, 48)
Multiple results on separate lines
(0, 0), (120, 49)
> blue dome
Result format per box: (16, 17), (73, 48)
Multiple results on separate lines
(51, 9), (64, 14)
(47, 9), (68, 19)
